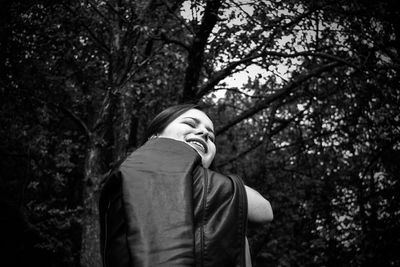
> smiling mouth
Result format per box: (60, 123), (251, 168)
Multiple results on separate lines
(186, 139), (207, 154)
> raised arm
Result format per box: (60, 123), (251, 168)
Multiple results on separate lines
(245, 185), (273, 223)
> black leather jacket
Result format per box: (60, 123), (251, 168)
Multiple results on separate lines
(99, 138), (248, 267)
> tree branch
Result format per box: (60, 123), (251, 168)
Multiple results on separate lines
(31, 96), (92, 140)
(197, 49), (356, 99)
(263, 50), (360, 70)
(160, 0), (194, 34)
(62, 3), (110, 55)
(118, 46), (163, 89)
(105, 1), (129, 25)
(55, 105), (92, 140)
(217, 118), (293, 168)
(222, 87), (266, 99)
(215, 61), (341, 135)
(159, 32), (190, 50)
(197, 51), (260, 98)
(217, 104), (307, 168)
(87, 0), (112, 24)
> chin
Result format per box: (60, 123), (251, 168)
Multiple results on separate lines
(202, 160), (211, 169)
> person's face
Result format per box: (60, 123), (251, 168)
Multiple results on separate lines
(158, 109), (216, 168)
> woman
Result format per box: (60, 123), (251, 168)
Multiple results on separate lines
(99, 104), (273, 267)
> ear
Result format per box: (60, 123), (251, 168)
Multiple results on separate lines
(148, 134), (158, 140)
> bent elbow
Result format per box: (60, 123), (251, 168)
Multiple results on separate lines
(263, 200), (274, 223)
(266, 210), (273, 222)
(248, 200), (274, 224)
(267, 200), (274, 221)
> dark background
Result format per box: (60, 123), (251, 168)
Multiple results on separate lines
(1, 0), (399, 266)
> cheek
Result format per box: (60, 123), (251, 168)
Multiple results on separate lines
(209, 143), (216, 160)
(203, 144), (216, 168)
(160, 126), (186, 140)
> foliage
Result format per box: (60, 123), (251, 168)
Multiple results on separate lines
(1, 0), (399, 266)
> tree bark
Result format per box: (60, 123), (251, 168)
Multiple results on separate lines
(113, 93), (135, 162)
(81, 143), (103, 267)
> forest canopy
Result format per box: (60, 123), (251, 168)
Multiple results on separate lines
(1, 0), (399, 266)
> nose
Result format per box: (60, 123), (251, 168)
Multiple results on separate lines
(195, 128), (208, 141)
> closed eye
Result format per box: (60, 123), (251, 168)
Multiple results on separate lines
(183, 121), (196, 128)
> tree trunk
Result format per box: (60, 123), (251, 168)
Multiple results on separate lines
(113, 94), (134, 163)
(80, 143), (103, 267)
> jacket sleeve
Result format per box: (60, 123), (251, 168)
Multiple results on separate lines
(193, 168), (248, 267)
(100, 138), (201, 267)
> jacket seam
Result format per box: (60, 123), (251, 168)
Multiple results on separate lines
(200, 168), (209, 267)
(103, 201), (110, 267)
(241, 179), (248, 267)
